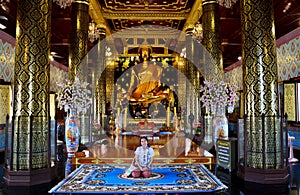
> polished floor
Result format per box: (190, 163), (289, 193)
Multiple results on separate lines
(0, 133), (299, 195)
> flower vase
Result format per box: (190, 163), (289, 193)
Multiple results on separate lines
(65, 109), (80, 157)
(228, 105), (234, 113)
(211, 104), (216, 115)
(65, 157), (73, 176)
(205, 106), (210, 115)
(213, 106), (228, 144)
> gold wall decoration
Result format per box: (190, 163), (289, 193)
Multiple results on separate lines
(283, 83), (296, 121)
(0, 38), (15, 82)
(0, 84), (11, 124)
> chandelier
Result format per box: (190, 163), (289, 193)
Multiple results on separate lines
(53, 0), (73, 9)
(192, 22), (203, 43)
(88, 21), (100, 43)
(0, 0), (9, 12)
(217, 0), (238, 8)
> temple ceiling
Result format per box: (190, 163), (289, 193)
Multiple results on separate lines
(0, 0), (299, 69)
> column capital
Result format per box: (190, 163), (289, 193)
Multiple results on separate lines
(96, 23), (106, 35)
(73, 0), (89, 5)
(202, 0), (218, 6)
(185, 23), (195, 36)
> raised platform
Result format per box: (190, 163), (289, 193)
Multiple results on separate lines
(73, 133), (214, 167)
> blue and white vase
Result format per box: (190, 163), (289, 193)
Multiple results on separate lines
(227, 105), (234, 113)
(65, 109), (80, 157)
(211, 104), (216, 115)
(65, 157), (73, 177)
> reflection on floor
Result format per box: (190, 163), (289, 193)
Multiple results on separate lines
(0, 133), (300, 195)
(73, 132), (214, 166)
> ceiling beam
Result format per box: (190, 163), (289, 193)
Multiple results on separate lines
(101, 12), (189, 20)
(180, 0), (203, 41)
(183, 0), (203, 31)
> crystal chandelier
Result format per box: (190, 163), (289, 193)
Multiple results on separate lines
(217, 0), (238, 8)
(53, 0), (73, 9)
(192, 22), (203, 43)
(88, 21), (100, 43)
(105, 46), (112, 57)
(0, 0), (9, 12)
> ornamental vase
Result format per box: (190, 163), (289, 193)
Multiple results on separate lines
(65, 157), (73, 177)
(205, 106), (210, 114)
(65, 109), (80, 157)
(228, 105), (234, 113)
(211, 104), (216, 115)
(213, 106), (228, 144)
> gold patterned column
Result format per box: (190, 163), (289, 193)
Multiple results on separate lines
(192, 66), (200, 134)
(104, 60), (114, 133)
(69, 0), (89, 81)
(185, 32), (201, 134)
(241, 0), (287, 184)
(68, 0), (89, 143)
(177, 54), (187, 131)
(5, 0), (51, 186)
(98, 74), (106, 133)
(106, 62), (114, 108)
(95, 24), (106, 133)
(202, 0), (223, 80)
(185, 33), (195, 134)
(195, 71), (202, 127)
(93, 25), (106, 133)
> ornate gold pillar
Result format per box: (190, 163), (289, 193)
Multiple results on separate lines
(202, 0), (223, 80)
(240, 0), (288, 184)
(185, 33), (196, 134)
(97, 71), (106, 133)
(69, 0), (89, 81)
(106, 64), (114, 106)
(68, 0), (89, 143)
(195, 71), (202, 128)
(177, 52), (187, 132)
(95, 24), (106, 134)
(5, 0), (52, 186)
(105, 60), (114, 133)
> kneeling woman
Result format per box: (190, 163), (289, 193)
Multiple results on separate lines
(123, 136), (154, 178)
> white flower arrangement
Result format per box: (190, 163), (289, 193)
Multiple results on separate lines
(56, 77), (92, 114)
(200, 80), (239, 114)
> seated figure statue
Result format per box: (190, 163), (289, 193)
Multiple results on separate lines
(128, 61), (163, 101)
(127, 40), (166, 104)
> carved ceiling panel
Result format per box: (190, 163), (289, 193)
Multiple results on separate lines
(99, 0), (194, 12)
(0, 0), (299, 69)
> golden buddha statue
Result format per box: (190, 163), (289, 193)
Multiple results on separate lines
(127, 40), (166, 104)
(128, 61), (163, 101)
